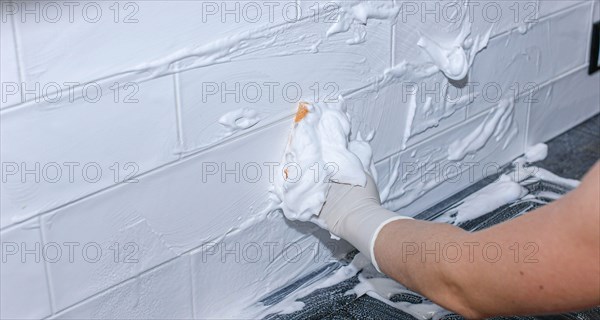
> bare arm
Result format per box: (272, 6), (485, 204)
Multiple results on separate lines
(375, 162), (600, 318)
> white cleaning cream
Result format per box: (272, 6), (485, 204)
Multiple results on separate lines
(271, 100), (374, 227)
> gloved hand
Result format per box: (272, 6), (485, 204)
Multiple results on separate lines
(319, 173), (413, 271)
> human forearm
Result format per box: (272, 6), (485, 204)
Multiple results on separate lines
(374, 176), (600, 318)
(373, 218), (486, 317)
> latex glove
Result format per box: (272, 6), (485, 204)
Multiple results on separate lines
(319, 173), (413, 271)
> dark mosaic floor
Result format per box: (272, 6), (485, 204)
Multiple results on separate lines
(536, 114), (600, 180)
(264, 114), (600, 320)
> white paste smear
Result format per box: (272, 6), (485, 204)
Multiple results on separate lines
(417, 16), (492, 81)
(259, 253), (447, 319)
(327, 1), (401, 44)
(218, 108), (261, 136)
(272, 100), (374, 227)
(524, 143), (548, 163)
(447, 98), (515, 161)
(440, 174), (528, 224)
(346, 260), (446, 320)
(441, 143), (578, 224)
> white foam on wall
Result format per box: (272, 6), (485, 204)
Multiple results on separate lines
(1, 0), (599, 318)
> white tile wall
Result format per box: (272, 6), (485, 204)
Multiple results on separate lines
(538, 0), (588, 18)
(528, 67), (600, 146)
(50, 256), (193, 319)
(0, 15), (21, 109)
(467, 2), (591, 117)
(0, 76), (179, 229)
(0, 218), (52, 319)
(393, 0), (539, 45)
(40, 120), (291, 311)
(177, 16), (391, 153)
(190, 214), (351, 318)
(378, 94), (528, 214)
(12, 1), (299, 87)
(345, 75), (468, 162)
